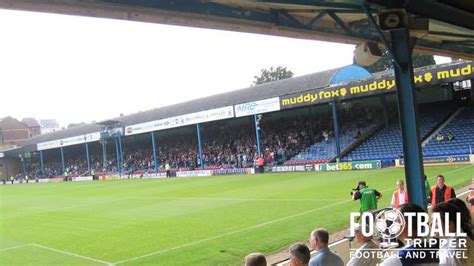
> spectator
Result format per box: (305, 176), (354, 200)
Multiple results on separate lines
(347, 225), (380, 266)
(447, 131), (455, 141)
(430, 175), (456, 206)
(244, 252), (266, 266)
(432, 202), (474, 266)
(380, 203), (438, 265)
(447, 198), (472, 230)
(257, 156), (265, 174)
(308, 228), (344, 266)
(467, 180), (474, 213)
(288, 243), (311, 266)
(436, 133), (444, 142)
(391, 180), (408, 209)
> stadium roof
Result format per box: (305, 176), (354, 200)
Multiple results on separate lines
(0, 0), (472, 59)
(23, 65), (354, 147)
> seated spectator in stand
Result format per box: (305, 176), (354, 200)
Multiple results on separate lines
(347, 224), (379, 266)
(432, 202), (474, 266)
(288, 243), (311, 266)
(381, 203), (439, 265)
(322, 131), (329, 142)
(436, 133), (445, 142)
(308, 228), (344, 266)
(244, 252), (266, 266)
(447, 131), (455, 141)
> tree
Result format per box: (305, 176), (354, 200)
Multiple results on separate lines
(354, 48), (436, 73)
(252, 66), (294, 85)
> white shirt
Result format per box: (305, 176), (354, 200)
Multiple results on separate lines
(391, 190), (407, 207)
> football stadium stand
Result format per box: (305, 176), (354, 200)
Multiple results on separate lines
(343, 102), (459, 162)
(2, 61), (472, 179)
(422, 106), (474, 156)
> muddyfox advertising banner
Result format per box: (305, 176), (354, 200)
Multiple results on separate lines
(280, 61), (474, 109)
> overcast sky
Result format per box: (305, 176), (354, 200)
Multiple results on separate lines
(0, 9), (450, 128)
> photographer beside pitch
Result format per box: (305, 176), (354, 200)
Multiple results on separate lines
(351, 181), (382, 214)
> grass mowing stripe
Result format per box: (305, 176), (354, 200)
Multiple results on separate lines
(30, 243), (113, 265)
(113, 198), (353, 265)
(114, 165), (473, 264)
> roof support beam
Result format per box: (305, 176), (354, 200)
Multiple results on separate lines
(306, 11), (326, 27)
(327, 11), (352, 34)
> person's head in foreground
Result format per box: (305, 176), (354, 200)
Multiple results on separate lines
(353, 224), (372, 244)
(288, 243), (310, 266)
(244, 252), (266, 266)
(309, 228), (329, 251)
(432, 201), (472, 240)
(398, 203), (426, 241)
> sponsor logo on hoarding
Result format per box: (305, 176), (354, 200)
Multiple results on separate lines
(176, 170), (212, 177)
(322, 161), (381, 171)
(235, 97), (280, 117)
(399, 155), (470, 165)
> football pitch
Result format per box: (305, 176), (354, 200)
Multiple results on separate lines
(1, 165), (472, 265)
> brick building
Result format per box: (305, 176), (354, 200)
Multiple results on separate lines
(0, 116), (30, 150)
(22, 117), (42, 138)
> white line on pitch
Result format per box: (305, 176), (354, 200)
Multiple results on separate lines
(0, 244), (31, 252)
(30, 243), (113, 265)
(114, 164), (473, 264)
(128, 196), (345, 202)
(113, 198), (353, 265)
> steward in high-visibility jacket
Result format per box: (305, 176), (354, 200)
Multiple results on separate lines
(430, 175), (455, 206)
(391, 180), (409, 209)
(257, 157), (265, 174)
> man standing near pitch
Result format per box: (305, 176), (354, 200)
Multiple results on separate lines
(352, 181), (382, 214)
(430, 174), (456, 205)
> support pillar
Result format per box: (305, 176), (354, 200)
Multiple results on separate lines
(254, 114), (262, 158)
(196, 123), (204, 170)
(331, 101), (341, 160)
(391, 29), (426, 209)
(151, 132), (158, 173)
(85, 142), (91, 174)
(60, 147), (65, 175)
(39, 150), (44, 177)
(118, 134), (123, 175)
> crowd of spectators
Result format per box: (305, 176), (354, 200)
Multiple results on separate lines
(22, 105), (383, 178)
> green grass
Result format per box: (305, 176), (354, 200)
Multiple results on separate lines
(1, 165), (472, 265)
